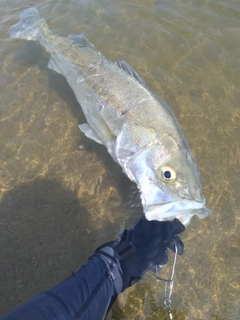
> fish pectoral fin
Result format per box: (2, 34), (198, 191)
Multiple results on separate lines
(67, 34), (95, 49)
(47, 58), (62, 74)
(79, 123), (103, 145)
(116, 60), (149, 90)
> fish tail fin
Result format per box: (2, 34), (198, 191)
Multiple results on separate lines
(9, 7), (45, 41)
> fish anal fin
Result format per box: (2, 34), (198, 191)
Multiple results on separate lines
(79, 123), (103, 145)
(67, 34), (95, 48)
(116, 60), (149, 90)
(47, 58), (62, 74)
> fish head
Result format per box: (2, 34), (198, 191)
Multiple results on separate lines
(130, 133), (211, 226)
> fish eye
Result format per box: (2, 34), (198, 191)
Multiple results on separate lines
(159, 166), (177, 182)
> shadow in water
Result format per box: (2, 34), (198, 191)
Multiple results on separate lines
(47, 67), (84, 124)
(0, 177), (111, 315)
(10, 40), (84, 124)
(11, 41), (47, 68)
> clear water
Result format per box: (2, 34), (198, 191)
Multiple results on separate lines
(0, 0), (240, 319)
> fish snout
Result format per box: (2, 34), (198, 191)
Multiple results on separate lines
(189, 186), (206, 204)
(190, 190), (211, 217)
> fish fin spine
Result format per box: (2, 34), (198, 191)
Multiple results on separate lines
(67, 34), (95, 49)
(116, 60), (149, 90)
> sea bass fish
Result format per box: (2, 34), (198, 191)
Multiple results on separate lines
(10, 8), (210, 225)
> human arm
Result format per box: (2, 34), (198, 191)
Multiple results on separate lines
(1, 218), (185, 320)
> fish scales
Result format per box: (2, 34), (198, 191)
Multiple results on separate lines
(41, 22), (175, 136)
(9, 7), (211, 225)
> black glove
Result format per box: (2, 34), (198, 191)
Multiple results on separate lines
(122, 217), (185, 264)
(96, 218), (185, 292)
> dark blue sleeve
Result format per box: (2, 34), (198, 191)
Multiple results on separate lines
(1, 251), (123, 320)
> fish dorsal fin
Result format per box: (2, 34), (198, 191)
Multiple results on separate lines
(116, 60), (149, 89)
(67, 33), (95, 48)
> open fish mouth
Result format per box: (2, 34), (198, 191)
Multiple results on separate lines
(144, 200), (211, 226)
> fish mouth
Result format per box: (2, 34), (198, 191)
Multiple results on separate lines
(144, 200), (211, 226)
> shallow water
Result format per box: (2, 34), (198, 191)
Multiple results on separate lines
(0, 0), (240, 319)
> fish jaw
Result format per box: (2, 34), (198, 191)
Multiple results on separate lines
(117, 145), (211, 226)
(138, 177), (211, 226)
(144, 198), (211, 226)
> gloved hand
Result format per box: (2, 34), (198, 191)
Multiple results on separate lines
(122, 217), (185, 264)
(96, 218), (185, 292)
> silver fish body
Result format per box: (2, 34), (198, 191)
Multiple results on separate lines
(10, 8), (211, 225)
